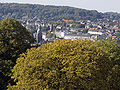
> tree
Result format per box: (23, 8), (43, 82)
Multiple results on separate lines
(95, 39), (120, 66)
(0, 59), (14, 90)
(0, 18), (35, 62)
(46, 33), (56, 39)
(0, 18), (35, 90)
(41, 26), (50, 32)
(71, 24), (85, 29)
(8, 39), (120, 89)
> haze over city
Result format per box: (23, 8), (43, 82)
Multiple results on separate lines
(0, 0), (120, 13)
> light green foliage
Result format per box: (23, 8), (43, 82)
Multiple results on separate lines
(46, 33), (56, 39)
(9, 39), (120, 90)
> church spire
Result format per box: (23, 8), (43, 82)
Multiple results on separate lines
(36, 25), (42, 44)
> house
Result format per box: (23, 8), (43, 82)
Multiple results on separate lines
(42, 32), (47, 40)
(55, 31), (65, 38)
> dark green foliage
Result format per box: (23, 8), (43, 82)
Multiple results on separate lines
(41, 26), (50, 32)
(0, 59), (13, 90)
(71, 24), (85, 28)
(82, 29), (88, 33)
(0, 18), (35, 61)
(0, 18), (35, 90)
(0, 3), (120, 21)
(0, 3), (103, 21)
(46, 33), (56, 39)
(104, 12), (120, 20)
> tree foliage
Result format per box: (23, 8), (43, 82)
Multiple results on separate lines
(0, 3), (103, 21)
(9, 39), (120, 90)
(0, 3), (120, 21)
(0, 18), (35, 90)
(71, 24), (85, 28)
(0, 59), (14, 90)
(41, 26), (50, 32)
(0, 18), (35, 61)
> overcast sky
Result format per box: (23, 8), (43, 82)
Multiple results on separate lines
(0, 0), (120, 13)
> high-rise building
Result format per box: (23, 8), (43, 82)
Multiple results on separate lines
(36, 25), (42, 44)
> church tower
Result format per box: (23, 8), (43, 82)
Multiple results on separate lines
(36, 25), (42, 44)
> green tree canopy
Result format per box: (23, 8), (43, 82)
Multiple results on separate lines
(0, 59), (14, 89)
(0, 18), (35, 61)
(71, 24), (85, 28)
(9, 39), (120, 90)
(41, 26), (50, 32)
(0, 18), (35, 90)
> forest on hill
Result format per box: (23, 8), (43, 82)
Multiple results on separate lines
(0, 3), (120, 21)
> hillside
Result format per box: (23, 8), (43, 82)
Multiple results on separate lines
(0, 3), (120, 21)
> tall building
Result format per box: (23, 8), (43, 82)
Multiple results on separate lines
(36, 25), (42, 44)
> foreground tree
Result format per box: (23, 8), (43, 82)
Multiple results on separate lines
(0, 18), (35, 62)
(0, 18), (35, 90)
(0, 59), (13, 89)
(9, 39), (120, 89)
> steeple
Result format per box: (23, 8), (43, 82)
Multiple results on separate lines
(36, 25), (42, 44)
(37, 25), (41, 34)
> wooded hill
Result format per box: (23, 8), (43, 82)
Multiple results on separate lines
(0, 3), (120, 21)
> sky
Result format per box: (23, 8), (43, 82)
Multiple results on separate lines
(0, 0), (120, 13)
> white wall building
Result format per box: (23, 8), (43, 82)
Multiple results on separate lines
(55, 31), (65, 38)
(64, 34), (91, 40)
(88, 31), (103, 35)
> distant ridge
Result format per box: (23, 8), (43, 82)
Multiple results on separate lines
(0, 3), (120, 21)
